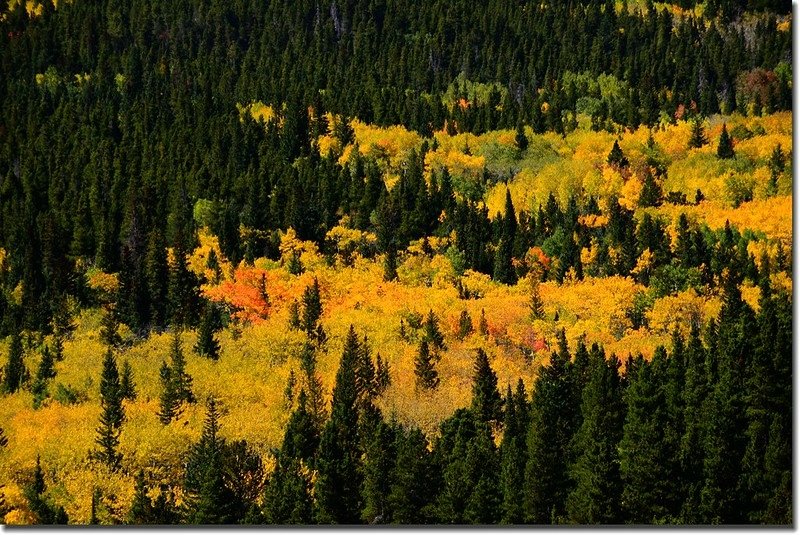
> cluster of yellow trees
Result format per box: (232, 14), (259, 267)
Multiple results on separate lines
(0, 110), (792, 523)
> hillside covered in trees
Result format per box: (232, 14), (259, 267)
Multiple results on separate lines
(0, 0), (793, 526)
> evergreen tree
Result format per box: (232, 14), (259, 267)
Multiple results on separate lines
(457, 310), (473, 340)
(301, 277), (323, 335)
(32, 345), (55, 408)
(93, 349), (124, 469)
(566, 348), (624, 524)
(24, 455), (68, 524)
(127, 470), (155, 524)
(529, 272), (545, 320)
(422, 309), (446, 351)
(470, 349), (503, 425)
(374, 354), (391, 395)
(716, 123), (735, 159)
(524, 330), (579, 523)
(315, 326), (363, 524)
(99, 306), (122, 349)
(478, 309), (489, 336)
(499, 380), (530, 524)
(514, 121), (529, 153)
(493, 189), (517, 284)
(414, 340), (439, 390)
(184, 397), (236, 524)
(619, 348), (680, 523)
(119, 360), (137, 401)
(607, 140), (629, 168)
(688, 118), (707, 149)
(195, 303), (220, 360)
(387, 426), (437, 524)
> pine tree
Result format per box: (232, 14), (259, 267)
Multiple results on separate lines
(301, 277), (323, 336)
(515, 121), (529, 153)
(607, 140), (629, 168)
(619, 348), (679, 523)
(500, 380), (530, 524)
(457, 310), (473, 340)
(360, 420), (397, 524)
(299, 342), (327, 432)
(315, 325), (363, 524)
(414, 340), (439, 390)
(195, 303), (220, 360)
(93, 349), (124, 469)
(688, 118), (707, 149)
(478, 309), (488, 336)
(524, 331), (579, 523)
(566, 348), (624, 524)
(374, 354), (391, 395)
(24, 455), (68, 524)
(638, 169), (662, 207)
(119, 360), (136, 401)
(99, 306), (122, 349)
(4, 332), (25, 394)
(422, 309), (446, 351)
(387, 426), (437, 524)
(288, 300), (301, 330)
(127, 469), (155, 524)
(493, 189), (517, 284)
(32, 345), (55, 408)
(183, 397), (240, 524)
(471, 349), (502, 425)
(716, 123), (735, 159)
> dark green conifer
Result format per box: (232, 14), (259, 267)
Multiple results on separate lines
(607, 140), (629, 168)
(119, 360), (136, 401)
(688, 118), (707, 149)
(422, 309), (446, 351)
(500, 380), (530, 524)
(471, 349), (502, 425)
(716, 123), (735, 159)
(515, 121), (529, 153)
(414, 340), (439, 391)
(457, 310), (473, 340)
(93, 349), (124, 469)
(301, 277), (323, 335)
(315, 326), (363, 523)
(195, 303), (220, 360)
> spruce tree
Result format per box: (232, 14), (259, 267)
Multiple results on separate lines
(24, 455), (68, 524)
(529, 272), (545, 320)
(607, 140), (629, 168)
(566, 348), (624, 524)
(93, 349), (124, 469)
(184, 397), (236, 524)
(374, 354), (391, 395)
(195, 303), (220, 360)
(99, 306), (122, 349)
(387, 426), (437, 524)
(422, 309), (446, 351)
(688, 118), (707, 149)
(619, 348), (679, 523)
(315, 325), (363, 523)
(4, 331), (25, 394)
(716, 123), (735, 159)
(493, 189), (517, 284)
(478, 309), (488, 336)
(414, 340), (439, 390)
(499, 380), (530, 524)
(470, 349), (502, 425)
(457, 310), (473, 340)
(119, 360), (136, 401)
(32, 345), (55, 408)
(524, 331), (579, 523)
(127, 470), (155, 524)
(515, 121), (529, 153)
(301, 277), (323, 335)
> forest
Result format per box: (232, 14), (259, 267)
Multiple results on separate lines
(0, 0), (793, 526)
